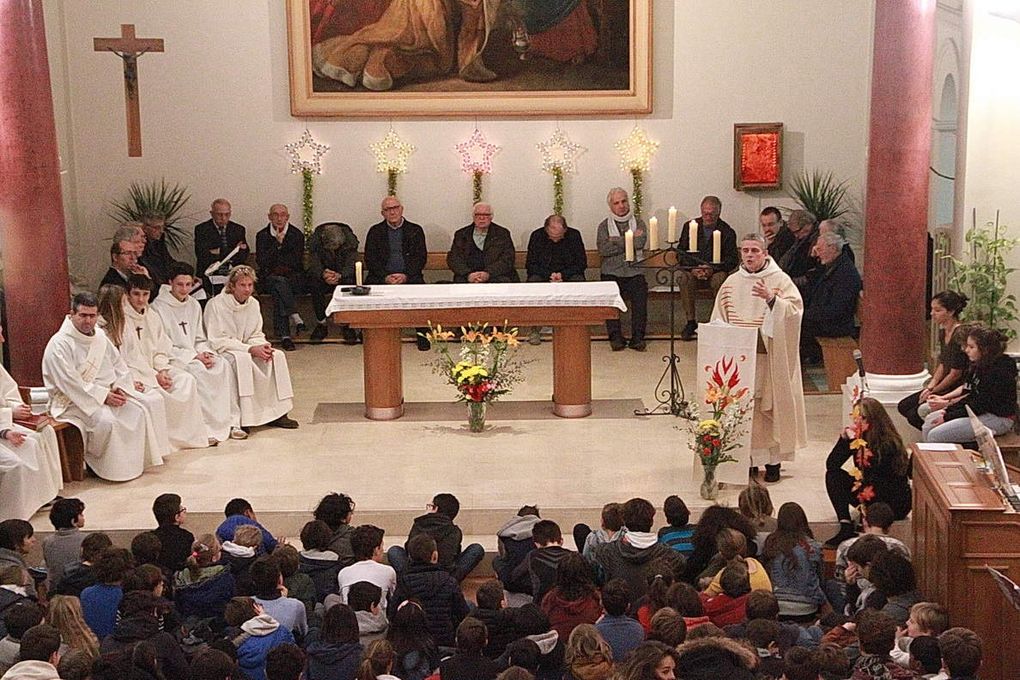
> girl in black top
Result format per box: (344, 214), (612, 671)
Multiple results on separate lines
(922, 325), (1017, 443)
(825, 398), (912, 546)
(897, 291), (969, 429)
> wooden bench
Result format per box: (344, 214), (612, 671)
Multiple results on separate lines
(817, 336), (860, 392)
(996, 431), (1020, 468)
(16, 387), (86, 483)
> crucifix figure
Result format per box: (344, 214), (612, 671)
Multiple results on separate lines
(178, 320), (189, 335)
(135, 326), (144, 341)
(94, 24), (164, 157)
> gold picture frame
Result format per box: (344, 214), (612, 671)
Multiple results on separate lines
(286, 0), (652, 117)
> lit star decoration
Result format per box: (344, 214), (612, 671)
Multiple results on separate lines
(456, 128), (500, 203)
(538, 128), (585, 174)
(371, 129), (415, 195)
(615, 126), (659, 217)
(285, 129), (330, 175)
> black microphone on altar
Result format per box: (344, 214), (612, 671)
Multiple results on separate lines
(853, 348), (865, 378)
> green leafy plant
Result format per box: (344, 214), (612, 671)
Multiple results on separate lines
(939, 212), (1020, 340)
(788, 169), (851, 222)
(109, 179), (191, 252)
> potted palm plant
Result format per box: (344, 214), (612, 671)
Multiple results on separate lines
(109, 179), (191, 254)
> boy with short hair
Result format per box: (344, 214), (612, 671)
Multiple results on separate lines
(439, 617), (501, 680)
(507, 519), (571, 603)
(216, 498), (279, 553)
(42, 497), (87, 589)
(658, 495), (695, 555)
(701, 560), (751, 627)
(250, 557), (307, 642)
(594, 579), (644, 661)
(473, 579), (517, 659)
(746, 618), (784, 679)
(2, 623), (62, 678)
(938, 627), (981, 680)
(0, 602), (44, 675)
(906, 636), (944, 679)
(224, 596), (294, 680)
(388, 533), (469, 647)
(576, 502), (624, 562)
(152, 493), (194, 574)
(891, 602), (950, 668)
(389, 493), (484, 582)
(337, 524), (397, 609)
(51, 532), (112, 597)
(298, 520), (340, 603)
(851, 609), (916, 679)
(346, 580), (388, 645)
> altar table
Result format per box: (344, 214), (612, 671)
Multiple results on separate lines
(326, 282), (625, 420)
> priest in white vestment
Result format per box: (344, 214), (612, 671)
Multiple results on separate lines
(42, 292), (168, 482)
(151, 263), (244, 442)
(119, 275), (210, 450)
(203, 266), (297, 430)
(711, 233), (807, 484)
(0, 325), (62, 521)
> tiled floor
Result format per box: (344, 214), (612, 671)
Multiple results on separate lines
(30, 338), (847, 536)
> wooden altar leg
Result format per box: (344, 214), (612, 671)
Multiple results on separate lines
(361, 328), (404, 420)
(552, 325), (593, 418)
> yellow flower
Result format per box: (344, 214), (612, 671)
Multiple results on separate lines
(698, 419), (721, 434)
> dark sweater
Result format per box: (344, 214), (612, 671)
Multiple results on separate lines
(406, 513), (464, 573)
(439, 651), (501, 680)
(945, 354), (1019, 420)
(388, 561), (469, 646)
(525, 227), (587, 281)
(153, 524), (195, 574)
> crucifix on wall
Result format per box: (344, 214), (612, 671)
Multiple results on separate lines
(93, 24), (164, 157)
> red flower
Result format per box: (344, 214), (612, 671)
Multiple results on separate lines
(856, 486), (876, 503)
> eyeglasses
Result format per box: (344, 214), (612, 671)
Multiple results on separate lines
(382, 205), (402, 211)
(176, 507), (187, 514)
(426, 503), (437, 511)
(473, 213), (493, 217)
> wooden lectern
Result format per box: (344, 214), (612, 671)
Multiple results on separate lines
(911, 445), (1020, 680)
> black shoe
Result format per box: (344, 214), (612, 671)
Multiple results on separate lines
(281, 337), (296, 352)
(610, 337), (627, 352)
(341, 327), (360, 345)
(825, 522), (858, 547)
(271, 414), (299, 429)
(295, 322), (307, 336)
(310, 323), (329, 343)
(764, 464), (781, 483)
(680, 321), (698, 341)
(629, 338), (647, 351)
(417, 336), (431, 352)
(749, 466), (759, 479)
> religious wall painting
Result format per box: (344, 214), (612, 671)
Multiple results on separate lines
(733, 123), (784, 191)
(287, 0), (651, 116)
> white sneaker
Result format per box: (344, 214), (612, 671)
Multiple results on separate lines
(230, 427), (248, 440)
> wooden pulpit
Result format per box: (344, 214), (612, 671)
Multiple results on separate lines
(911, 444), (1020, 680)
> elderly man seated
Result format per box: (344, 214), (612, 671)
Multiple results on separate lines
(777, 209), (819, 292)
(800, 231), (862, 365)
(524, 214), (588, 344)
(447, 202), (519, 284)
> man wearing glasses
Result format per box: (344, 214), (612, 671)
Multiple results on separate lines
(447, 202), (519, 284)
(363, 195), (431, 350)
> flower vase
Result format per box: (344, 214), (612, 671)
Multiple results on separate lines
(468, 401), (487, 432)
(700, 463), (719, 501)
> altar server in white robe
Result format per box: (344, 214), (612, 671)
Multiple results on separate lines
(203, 265), (298, 430)
(118, 274), (210, 450)
(711, 233), (807, 484)
(151, 262), (244, 442)
(0, 324), (62, 521)
(42, 292), (167, 482)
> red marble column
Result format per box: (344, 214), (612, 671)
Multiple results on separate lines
(860, 0), (936, 377)
(0, 0), (71, 385)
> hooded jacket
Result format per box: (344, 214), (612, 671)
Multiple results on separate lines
(299, 550), (341, 602)
(388, 561), (469, 646)
(700, 591), (749, 627)
(674, 636), (758, 680)
(592, 532), (685, 607)
(355, 608), (388, 645)
(508, 545), (571, 601)
(494, 514), (540, 584)
(0, 660), (61, 680)
(172, 565), (236, 621)
(326, 524), (356, 568)
(303, 627), (362, 680)
(473, 606), (517, 659)
(540, 587), (601, 641)
(406, 513), (463, 572)
(99, 613), (189, 680)
(234, 614), (295, 680)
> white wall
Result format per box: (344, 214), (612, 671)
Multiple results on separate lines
(44, 0), (875, 287)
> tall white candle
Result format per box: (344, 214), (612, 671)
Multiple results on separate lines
(648, 216), (659, 251)
(712, 230), (721, 264)
(355, 261), (363, 286)
(668, 206), (677, 243)
(625, 229), (635, 262)
(688, 220), (698, 252)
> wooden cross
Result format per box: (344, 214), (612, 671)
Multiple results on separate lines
(178, 320), (188, 335)
(93, 24), (164, 157)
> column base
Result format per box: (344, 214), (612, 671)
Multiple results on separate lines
(841, 370), (929, 443)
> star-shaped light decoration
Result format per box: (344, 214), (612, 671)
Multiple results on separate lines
(615, 126), (659, 172)
(455, 128), (500, 175)
(285, 129), (330, 175)
(537, 128), (585, 174)
(370, 129), (415, 175)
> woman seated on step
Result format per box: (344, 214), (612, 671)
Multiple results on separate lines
(922, 324), (1017, 444)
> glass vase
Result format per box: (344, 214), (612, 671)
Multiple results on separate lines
(700, 464), (719, 501)
(468, 401), (487, 432)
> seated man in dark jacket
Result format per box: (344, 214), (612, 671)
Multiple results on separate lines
(447, 203), (519, 284)
(524, 214), (588, 344)
(592, 498), (685, 609)
(255, 204), (308, 351)
(777, 209), (819, 292)
(800, 231), (862, 364)
(387, 493), (484, 583)
(506, 520), (571, 603)
(388, 534), (470, 648)
(307, 221), (360, 344)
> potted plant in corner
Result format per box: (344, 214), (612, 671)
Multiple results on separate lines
(109, 178), (191, 255)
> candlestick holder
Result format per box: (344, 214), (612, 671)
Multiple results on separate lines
(629, 240), (716, 418)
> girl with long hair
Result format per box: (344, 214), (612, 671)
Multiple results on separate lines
(539, 553), (601, 641)
(761, 502), (827, 618)
(614, 640), (679, 680)
(48, 594), (100, 660)
(97, 284), (127, 347)
(825, 397), (913, 545)
(897, 291), (969, 430)
(563, 624), (613, 680)
(923, 325), (1018, 442)
(357, 639), (398, 680)
(385, 600), (438, 680)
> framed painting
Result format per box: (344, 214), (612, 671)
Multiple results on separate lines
(286, 0), (652, 117)
(733, 123), (784, 191)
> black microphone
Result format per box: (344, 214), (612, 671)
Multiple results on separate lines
(853, 349), (865, 377)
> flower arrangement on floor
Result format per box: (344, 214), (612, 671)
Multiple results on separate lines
(423, 322), (526, 432)
(685, 355), (753, 499)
